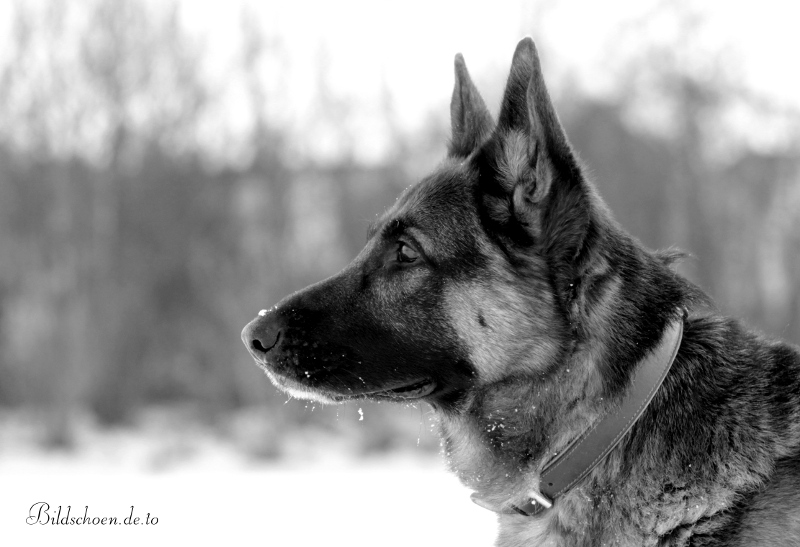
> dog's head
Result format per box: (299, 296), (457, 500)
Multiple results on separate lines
(242, 38), (601, 411)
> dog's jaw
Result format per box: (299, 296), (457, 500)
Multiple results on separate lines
(263, 370), (341, 405)
(263, 367), (439, 404)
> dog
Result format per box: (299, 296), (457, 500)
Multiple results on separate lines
(242, 38), (800, 546)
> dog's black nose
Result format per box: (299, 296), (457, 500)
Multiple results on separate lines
(241, 311), (281, 361)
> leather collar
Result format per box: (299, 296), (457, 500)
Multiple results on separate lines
(471, 312), (685, 517)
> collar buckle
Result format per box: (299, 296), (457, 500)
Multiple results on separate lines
(527, 490), (552, 509)
(471, 490), (552, 516)
(510, 490), (552, 517)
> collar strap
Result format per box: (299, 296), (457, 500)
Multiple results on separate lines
(472, 312), (685, 517)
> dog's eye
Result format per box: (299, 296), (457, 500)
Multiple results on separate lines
(396, 242), (419, 263)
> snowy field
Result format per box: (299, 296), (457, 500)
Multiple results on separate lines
(0, 411), (498, 546)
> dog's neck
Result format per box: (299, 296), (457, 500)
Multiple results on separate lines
(438, 315), (684, 502)
(473, 314), (684, 516)
(437, 227), (697, 528)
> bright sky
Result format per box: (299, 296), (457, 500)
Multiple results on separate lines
(1, 0), (796, 162)
(176, 0), (800, 162)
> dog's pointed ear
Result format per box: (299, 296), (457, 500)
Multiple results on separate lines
(448, 53), (494, 159)
(480, 37), (591, 272)
(493, 37), (579, 196)
(496, 38), (572, 157)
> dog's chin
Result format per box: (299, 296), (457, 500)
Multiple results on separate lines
(263, 371), (341, 404)
(264, 370), (436, 404)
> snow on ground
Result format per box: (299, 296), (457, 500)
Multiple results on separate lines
(0, 410), (498, 546)
(2, 456), (498, 546)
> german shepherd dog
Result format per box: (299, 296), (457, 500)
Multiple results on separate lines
(242, 38), (800, 546)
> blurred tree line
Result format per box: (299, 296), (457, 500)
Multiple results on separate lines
(0, 1), (798, 447)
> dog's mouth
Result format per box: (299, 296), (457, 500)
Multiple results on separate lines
(266, 370), (436, 404)
(354, 378), (437, 401)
